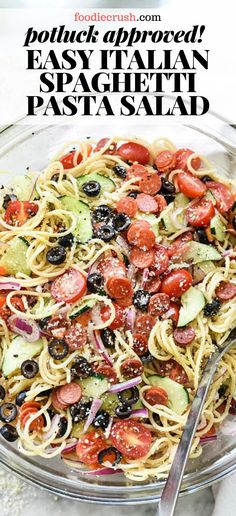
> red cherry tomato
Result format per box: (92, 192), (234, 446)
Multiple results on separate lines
(118, 142), (150, 165)
(76, 432), (107, 465)
(160, 269), (193, 298)
(110, 420), (152, 459)
(175, 148), (201, 172)
(154, 150), (176, 173)
(95, 138), (117, 155)
(0, 295), (6, 309)
(100, 303), (126, 330)
(0, 266), (7, 276)
(177, 172), (206, 199)
(11, 296), (25, 312)
(206, 181), (234, 214)
(95, 364), (117, 384)
(186, 198), (215, 227)
(51, 268), (87, 303)
(144, 386), (168, 406)
(60, 151), (82, 169)
(4, 201), (38, 226)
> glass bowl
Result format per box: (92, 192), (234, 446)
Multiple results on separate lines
(1, 114), (236, 505)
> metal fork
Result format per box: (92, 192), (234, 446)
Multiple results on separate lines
(156, 329), (236, 516)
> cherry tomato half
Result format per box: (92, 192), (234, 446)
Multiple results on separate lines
(76, 432), (107, 465)
(186, 198), (215, 227)
(175, 148), (201, 172)
(206, 181), (234, 214)
(51, 268), (87, 303)
(60, 146), (92, 169)
(177, 172), (206, 199)
(4, 201), (39, 227)
(118, 142), (150, 165)
(160, 269), (192, 298)
(110, 420), (152, 459)
(95, 138), (117, 155)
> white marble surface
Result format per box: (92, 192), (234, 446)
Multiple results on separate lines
(0, 467), (214, 516)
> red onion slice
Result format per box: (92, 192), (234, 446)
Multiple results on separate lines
(83, 398), (103, 433)
(200, 435), (217, 443)
(104, 416), (113, 439)
(0, 281), (21, 290)
(116, 235), (130, 258)
(91, 304), (103, 326)
(109, 376), (142, 394)
(62, 457), (122, 475)
(130, 408), (148, 419)
(43, 414), (61, 441)
(126, 306), (136, 331)
(8, 315), (40, 342)
(141, 268), (149, 288)
(88, 252), (106, 276)
(94, 330), (113, 367)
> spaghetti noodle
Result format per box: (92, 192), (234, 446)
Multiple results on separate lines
(0, 135), (236, 481)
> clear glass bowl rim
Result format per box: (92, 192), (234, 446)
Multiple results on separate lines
(0, 112), (236, 504)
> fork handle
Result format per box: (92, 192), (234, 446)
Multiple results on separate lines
(156, 345), (224, 516)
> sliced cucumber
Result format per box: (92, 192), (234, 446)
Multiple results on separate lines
(182, 241), (221, 264)
(199, 260), (216, 274)
(0, 237), (31, 276)
(160, 203), (177, 234)
(101, 393), (119, 415)
(2, 336), (43, 378)
(132, 399), (144, 410)
(210, 214), (226, 242)
(205, 190), (216, 205)
(148, 375), (189, 415)
(78, 375), (109, 399)
(60, 196), (93, 243)
(71, 421), (93, 438)
(174, 193), (189, 209)
(77, 173), (115, 194)
(6, 174), (39, 201)
(178, 286), (205, 327)
(160, 198), (188, 235)
(69, 299), (96, 320)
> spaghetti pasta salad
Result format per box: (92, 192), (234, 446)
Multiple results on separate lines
(0, 136), (236, 481)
